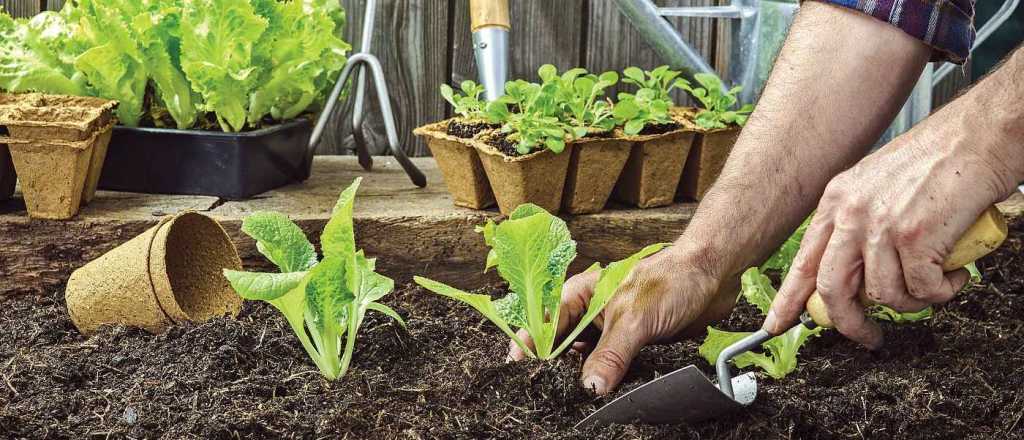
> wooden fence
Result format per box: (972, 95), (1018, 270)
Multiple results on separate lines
(3, 0), (969, 157)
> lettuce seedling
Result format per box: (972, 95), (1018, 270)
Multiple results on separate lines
(612, 88), (674, 136)
(679, 73), (754, 130)
(700, 268), (823, 379)
(223, 178), (405, 380)
(440, 80), (487, 121)
(485, 69), (572, 154)
(415, 204), (668, 360)
(538, 65), (619, 138)
(701, 215), (982, 378)
(621, 65), (687, 101)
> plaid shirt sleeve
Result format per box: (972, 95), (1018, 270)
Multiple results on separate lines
(811, 0), (976, 64)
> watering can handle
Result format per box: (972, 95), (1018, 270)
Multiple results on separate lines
(804, 206), (1008, 328)
(934, 0), (1020, 85)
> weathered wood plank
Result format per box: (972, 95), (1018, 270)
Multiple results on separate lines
(0, 0), (41, 17)
(584, 0), (717, 107)
(317, 0), (450, 157)
(0, 156), (698, 297)
(450, 0), (586, 86)
(45, 0), (61, 11)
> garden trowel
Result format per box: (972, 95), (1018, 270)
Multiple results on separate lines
(577, 205), (1008, 429)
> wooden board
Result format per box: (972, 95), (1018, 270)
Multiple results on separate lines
(450, 0), (587, 85)
(316, 0), (451, 157)
(0, 156), (697, 297)
(0, 0), (40, 17)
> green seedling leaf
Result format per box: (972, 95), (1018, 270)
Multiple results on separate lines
(680, 72), (753, 130)
(421, 204), (672, 361)
(241, 212), (317, 273)
(223, 269), (308, 301)
(223, 178), (399, 381)
(553, 243), (670, 357)
(414, 276), (532, 356)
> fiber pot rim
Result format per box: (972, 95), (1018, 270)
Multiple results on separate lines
(471, 133), (565, 163)
(148, 211), (243, 325)
(670, 106), (742, 134)
(0, 121), (114, 151)
(413, 118), (495, 143)
(0, 105), (109, 132)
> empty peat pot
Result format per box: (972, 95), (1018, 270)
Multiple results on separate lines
(65, 212), (243, 334)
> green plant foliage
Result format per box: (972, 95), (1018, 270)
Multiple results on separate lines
(0, 0), (350, 132)
(700, 268), (823, 379)
(542, 66), (619, 137)
(416, 204), (670, 360)
(612, 65), (685, 136)
(612, 88), (674, 136)
(484, 66), (573, 155)
(223, 178), (404, 380)
(0, 12), (89, 98)
(621, 65), (686, 101)
(439, 80), (487, 121)
(679, 73), (754, 130)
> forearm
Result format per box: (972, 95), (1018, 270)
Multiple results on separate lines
(932, 45), (1024, 198)
(675, 2), (930, 280)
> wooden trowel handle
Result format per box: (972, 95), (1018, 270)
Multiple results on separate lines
(806, 205), (1008, 328)
(470, 0), (510, 32)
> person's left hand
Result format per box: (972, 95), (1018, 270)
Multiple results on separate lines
(762, 115), (1015, 348)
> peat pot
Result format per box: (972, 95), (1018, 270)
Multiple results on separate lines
(3, 124), (113, 220)
(612, 125), (695, 209)
(413, 120), (496, 209)
(99, 119), (314, 199)
(678, 126), (741, 201)
(474, 135), (573, 216)
(561, 135), (632, 214)
(65, 212), (243, 335)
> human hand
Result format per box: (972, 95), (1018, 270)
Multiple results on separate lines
(763, 120), (1015, 348)
(507, 248), (738, 395)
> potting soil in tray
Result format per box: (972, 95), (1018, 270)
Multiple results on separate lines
(3, 220), (1023, 439)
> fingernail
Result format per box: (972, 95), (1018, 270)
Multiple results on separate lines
(582, 376), (608, 395)
(762, 310), (777, 332)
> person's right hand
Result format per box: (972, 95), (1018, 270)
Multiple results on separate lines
(507, 248), (739, 395)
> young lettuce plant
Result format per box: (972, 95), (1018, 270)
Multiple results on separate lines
(538, 65), (619, 138)
(699, 267), (823, 379)
(701, 215), (983, 378)
(485, 72), (572, 155)
(680, 73), (754, 130)
(222, 178), (405, 380)
(414, 204), (668, 360)
(621, 65), (686, 101)
(440, 80), (488, 121)
(612, 88), (675, 136)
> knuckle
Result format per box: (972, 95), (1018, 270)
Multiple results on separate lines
(590, 348), (630, 373)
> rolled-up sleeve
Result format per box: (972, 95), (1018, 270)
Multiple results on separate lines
(811, 0), (976, 64)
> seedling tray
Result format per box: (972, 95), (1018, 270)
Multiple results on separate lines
(98, 119), (314, 199)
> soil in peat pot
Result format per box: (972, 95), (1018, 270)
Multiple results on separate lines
(637, 121), (680, 136)
(445, 120), (500, 139)
(3, 220), (1024, 439)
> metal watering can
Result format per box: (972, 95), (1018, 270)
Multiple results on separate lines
(614, 0), (1021, 143)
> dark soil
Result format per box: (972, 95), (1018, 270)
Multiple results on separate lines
(638, 121), (681, 135)
(3, 221), (1024, 439)
(486, 131), (526, 157)
(445, 120), (499, 139)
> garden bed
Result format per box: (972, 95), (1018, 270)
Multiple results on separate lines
(2, 220), (1022, 439)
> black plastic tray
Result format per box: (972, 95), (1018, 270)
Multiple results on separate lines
(98, 119), (313, 199)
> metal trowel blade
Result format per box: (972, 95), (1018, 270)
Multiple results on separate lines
(575, 365), (757, 429)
